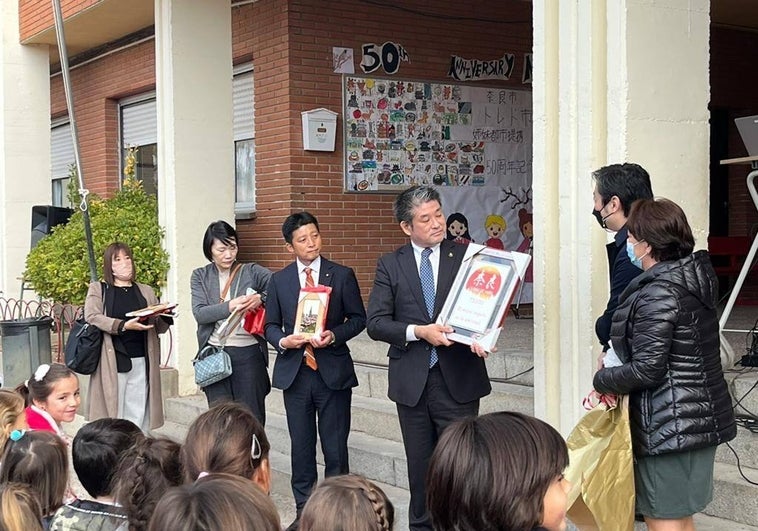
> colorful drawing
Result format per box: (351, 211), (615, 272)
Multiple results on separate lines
(515, 208), (533, 283)
(446, 212), (474, 244)
(484, 214), (506, 250)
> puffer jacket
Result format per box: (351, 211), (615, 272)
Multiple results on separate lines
(593, 250), (736, 456)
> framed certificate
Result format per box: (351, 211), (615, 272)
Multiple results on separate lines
(437, 245), (530, 352)
(294, 286), (332, 338)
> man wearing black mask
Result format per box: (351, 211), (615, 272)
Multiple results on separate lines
(592, 163), (653, 353)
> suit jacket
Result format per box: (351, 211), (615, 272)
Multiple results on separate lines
(264, 257), (366, 391)
(366, 239), (491, 407)
(595, 227), (642, 350)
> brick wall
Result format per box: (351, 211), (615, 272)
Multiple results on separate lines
(50, 40), (156, 197)
(19, 0), (100, 41)
(238, 0), (533, 302)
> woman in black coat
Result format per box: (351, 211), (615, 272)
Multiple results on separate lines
(594, 198), (735, 530)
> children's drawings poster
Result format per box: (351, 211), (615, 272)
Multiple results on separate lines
(343, 75), (532, 192)
(343, 75), (533, 302)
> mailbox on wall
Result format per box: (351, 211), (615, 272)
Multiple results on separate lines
(301, 108), (337, 151)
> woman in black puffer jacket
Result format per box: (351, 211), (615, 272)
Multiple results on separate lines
(594, 198), (735, 530)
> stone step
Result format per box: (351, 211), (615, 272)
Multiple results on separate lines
(716, 424), (758, 470)
(263, 379), (533, 444)
(729, 370), (758, 419)
(329, 328), (535, 385)
(266, 350), (534, 402)
(704, 461), (758, 526)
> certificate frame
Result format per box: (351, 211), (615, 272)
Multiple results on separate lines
(437, 246), (530, 352)
(294, 286), (332, 338)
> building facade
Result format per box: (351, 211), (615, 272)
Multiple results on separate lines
(1, 0), (755, 430)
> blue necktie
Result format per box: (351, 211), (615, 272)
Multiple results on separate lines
(420, 247), (438, 367)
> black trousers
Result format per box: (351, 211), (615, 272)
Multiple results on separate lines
(283, 363), (352, 510)
(396, 366), (480, 531)
(203, 343), (271, 426)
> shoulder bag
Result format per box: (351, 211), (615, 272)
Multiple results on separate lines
(65, 283), (105, 375)
(192, 263), (241, 387)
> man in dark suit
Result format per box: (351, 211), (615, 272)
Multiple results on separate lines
(591, 163), (653, 353)
(366, 185), (491, 531)
(264, 211), (366, 531)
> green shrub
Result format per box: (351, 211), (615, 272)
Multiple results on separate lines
(24, 176), (170, 305)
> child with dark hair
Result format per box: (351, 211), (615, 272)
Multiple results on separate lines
(0, 430), (69, 526)
(111, 436), (183, 531)
(148, 473), (280, 531)
(49, 418), (143, 530)
(0, 482), (44, 531)
(15, 363), (80, 438)
(426, 411), (570, 531)
(180, 402), (271, 492)
(299, 474), (394, 531)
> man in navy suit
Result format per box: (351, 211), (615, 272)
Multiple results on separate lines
(264, 212), (366, 530)
(367, 186), (491, 530)
(591, 163), (653, 353)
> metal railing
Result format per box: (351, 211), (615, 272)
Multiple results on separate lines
(0, 297), (174, 367)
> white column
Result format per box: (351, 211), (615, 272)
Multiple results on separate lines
(155, 0), (234, 394)
(532, 0), (710, 434)
(0, 3), (51, 299)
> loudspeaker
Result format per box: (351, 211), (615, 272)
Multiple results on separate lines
(31, 205), (73, 249)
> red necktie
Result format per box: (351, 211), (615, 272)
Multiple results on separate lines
(303, 267), (318, 370)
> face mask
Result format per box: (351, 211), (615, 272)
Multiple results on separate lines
(591, 208), (605, 228)
(626, 240), (647, 270)
(592, 201), (612, 229)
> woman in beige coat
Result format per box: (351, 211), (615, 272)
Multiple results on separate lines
(84, 242), (171, 431)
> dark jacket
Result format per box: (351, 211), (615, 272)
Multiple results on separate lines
(366, 240), (491, 407)
(593, 250), (736, 456)
(264, 257), (365, 391)
(595, 227), (642, 350)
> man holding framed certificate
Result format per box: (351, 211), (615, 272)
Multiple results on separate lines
(264, 212), (366, 530)
(367, 185), (492, 531)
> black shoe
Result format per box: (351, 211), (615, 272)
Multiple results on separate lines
(285, 517), (300, 531)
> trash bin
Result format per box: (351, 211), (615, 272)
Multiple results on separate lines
(0, 316), (53, 389)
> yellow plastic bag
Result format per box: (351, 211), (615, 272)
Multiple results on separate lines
(564, 394), (635, 531)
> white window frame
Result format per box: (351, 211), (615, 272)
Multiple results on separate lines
(233, 63), (256, 217)
(51, 118), (75, 208)
(119, 92), (158, 195)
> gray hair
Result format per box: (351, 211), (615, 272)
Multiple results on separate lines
(393, 186), (441, 224)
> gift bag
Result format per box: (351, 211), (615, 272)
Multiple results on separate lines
(243, 307), (266, 336)
(564, 393), (635, 531)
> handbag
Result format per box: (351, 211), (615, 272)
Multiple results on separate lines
(193, 345), (232, 388)
(243, 306), (266, 336)
(64, 319), (103, 375)
(64, 283), (105, 375)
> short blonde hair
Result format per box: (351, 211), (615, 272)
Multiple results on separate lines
(485, 214), (506, 231)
